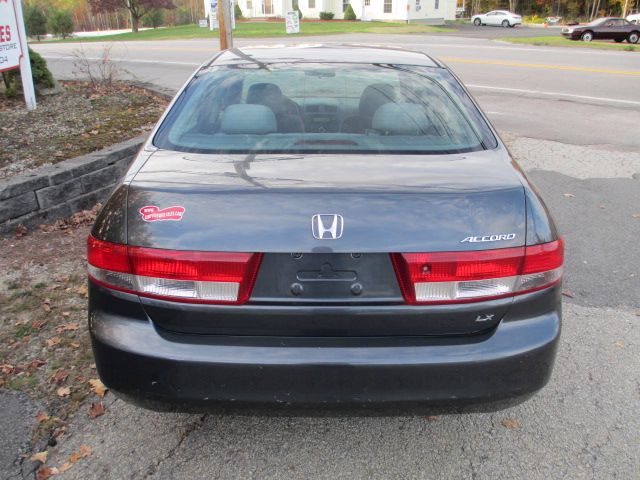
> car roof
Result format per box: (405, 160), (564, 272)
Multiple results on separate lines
(208, 44), (441, 68)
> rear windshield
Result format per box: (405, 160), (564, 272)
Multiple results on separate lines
(153, 62), (497, 155)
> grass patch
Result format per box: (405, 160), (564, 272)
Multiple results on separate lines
(44, 22), (452, 43)
(502, 35), (638, 51)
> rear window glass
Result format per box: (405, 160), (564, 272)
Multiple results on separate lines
(153, 62), (497, 154)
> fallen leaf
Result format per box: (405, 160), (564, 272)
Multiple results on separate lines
(56, 387), (71, 397)
(32, 320), (48, 330)
(70, 342), (80, 349)
(0, 364), (15, 374)
(562, 193), (575, 198)
(501, 418), (520, 429)
(88, 402), (105, 419)
(562, 289), (575, 298)
(632, 214), (640, 219)
(30, 451), (48, 464)
(68, 444), (92, 463)
(62, 312), (70, 317)
(58, 462), (73, 473)
(27, 359), (47, 369)
(613, 341), (624, 348)
(36, 411), (50, 423)
(424, 415), (440, 422)
(46, 337), (62, 348)
(88, 378), (107, 397)
(14, 224), (28, 237)
(55, 323), (79, 333)
(51, 369), (69, 384)
(76, 285), (88, 297)
(36, 466), (59, 480)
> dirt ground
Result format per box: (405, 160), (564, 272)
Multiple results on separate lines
(0, 209), (102, 449)
(0, 81), (168, 180)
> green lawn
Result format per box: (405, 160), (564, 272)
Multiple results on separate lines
(502, 35), (639, 52)
(46, 22), (452, 43)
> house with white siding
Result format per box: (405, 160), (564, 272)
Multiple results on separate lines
(205, 0), (455, 24)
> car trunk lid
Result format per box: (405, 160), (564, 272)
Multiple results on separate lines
(127, 149), (526, 336)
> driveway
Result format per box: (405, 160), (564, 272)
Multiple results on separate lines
(2, 32), (639, 479)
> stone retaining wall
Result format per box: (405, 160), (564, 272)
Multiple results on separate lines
(0, 134), (147, 235)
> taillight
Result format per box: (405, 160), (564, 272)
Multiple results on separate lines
(87, 236), (262, 304)
(391, 239), (563, 305)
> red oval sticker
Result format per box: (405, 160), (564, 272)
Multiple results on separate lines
(139, 205), (185, 222)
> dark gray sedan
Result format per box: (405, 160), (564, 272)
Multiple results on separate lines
(88, 45), (563, 413)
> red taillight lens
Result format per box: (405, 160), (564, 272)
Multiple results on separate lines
(391, 239), (563, 305)
(87, 236), (262, 305)
(87, 236), (130, 273)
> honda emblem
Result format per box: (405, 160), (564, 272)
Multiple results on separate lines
(311, 214), (344, 240)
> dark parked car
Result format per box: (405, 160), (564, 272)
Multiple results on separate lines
(88, 45), (563, 413)
(562, 17), (640, 43)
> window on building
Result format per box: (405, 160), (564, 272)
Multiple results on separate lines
(383, 0), (392, 13)
(247, 0), (253, 9)
(434, 0), (439, 9)
(415, 0), (420, 8)
(364, 0), (370, 5)
(293, 0), (299, 9)
(343, 0), (349, 12)
(309, 0), (315, 7)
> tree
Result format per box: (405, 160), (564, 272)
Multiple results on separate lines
(48, 10), (74, 39)
(343, 3), (356, 20)
(88, 0), (176, 33)
(25, 5), (47, 41)
(2, 48), (55, 98)
(234, 3), (243, 19)
(142, 8), (165, 27)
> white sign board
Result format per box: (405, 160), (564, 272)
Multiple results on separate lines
(210, 0), (218, 29)
(199, 19), (208, 27)
(285, 11), (300, 34)
(0, 0), (22, 72)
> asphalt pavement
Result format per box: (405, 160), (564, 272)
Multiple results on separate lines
(3, 31), (639, 479)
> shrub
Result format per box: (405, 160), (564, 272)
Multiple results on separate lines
(234, 3), (243, 19)
(319, 11), (334, 20)
(48, 10), (74, 39)
(2, 48), (55, 98)
(143, 8), (165, 28)
(343, 4), (356, 20)
(25, 5), (47, 41)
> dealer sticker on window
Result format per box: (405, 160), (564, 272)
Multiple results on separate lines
(139, 205), (185, 222)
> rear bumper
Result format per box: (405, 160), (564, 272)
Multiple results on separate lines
(90, 287), (561, 414)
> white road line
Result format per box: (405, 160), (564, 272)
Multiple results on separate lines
(467, 84), (640, 107)
(43, 54), (200, 67)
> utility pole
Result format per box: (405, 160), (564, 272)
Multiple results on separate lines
(218, 0), (233, 50)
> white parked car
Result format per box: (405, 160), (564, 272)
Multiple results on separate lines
(627, 12), (640, 24)
(472, 10), (522, 27)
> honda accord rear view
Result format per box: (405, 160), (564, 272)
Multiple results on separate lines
(87, 45), (563, 413)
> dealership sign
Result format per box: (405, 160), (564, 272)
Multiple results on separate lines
(0, 0), (22, 72)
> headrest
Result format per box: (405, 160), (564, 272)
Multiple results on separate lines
(372, 103), (430, 136)
(359, 83), (398, 119)
(220, 104), (277, 134)
(247, 83), (283, 104)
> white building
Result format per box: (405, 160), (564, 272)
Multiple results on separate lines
(205, 0), (455, 24)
